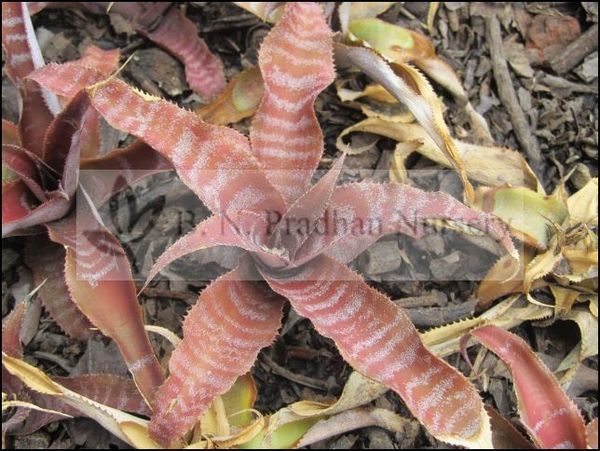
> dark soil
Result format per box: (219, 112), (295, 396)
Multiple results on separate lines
(2, 2), (598, 449)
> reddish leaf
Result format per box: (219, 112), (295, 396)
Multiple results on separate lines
(88, 78), (286, 216)
(470, 325), (587, 449)
(41, 90), (90, 188)
(271, 155), (346, 257)
(21, 374), (151, 434)
(55, 374), (151, 416)
(2, 144), (46, 201)
(2, 2), (38, 84)
(84, 2), (172, 29)
(149, 259), (285, 445)
(24, 237), (92, 340)
(587, 418), (598, 449)
(2, 187), (74, 237)
(47, 203), (164, 406)
(296, 182), (518, 266)
(486, 406), (533, 449)
(3, 2), (59, 157)
(26, 1), (48, 15)
(29, 63), (109, 99)
(2, 119), (21, 146)
(19, 80), (56, 158)
(2, 303), (26, 358)
(2, 303), (26, 395)
(250, 2), (335, 204)
(262, 255), (492, 448)
(143, 7), (226, 100)
(1, 179), (50, 237)
(80, 45), (120, 76)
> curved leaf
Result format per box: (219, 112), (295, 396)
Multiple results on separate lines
(470, 325), (587, 449)
(250, 2), (335, 204)
(262, 255), (493, 448)
(87, 78), (286, 216)
(24, 237), (92, 340)
(47, 204), (164, 407)
(296, 181), (518, 266)
(337, 118), (539, 190)
(2, 354), (161, 448)
(334, 43), (475, 202)
(142, 7), (225, 100)
(149, 260), (284, 446)
(196, 66), (263, 126)
(143, 213), (286, 291)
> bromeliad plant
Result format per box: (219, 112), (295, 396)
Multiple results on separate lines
(2, 1), (169, 420)
(82, 3), (519, 447)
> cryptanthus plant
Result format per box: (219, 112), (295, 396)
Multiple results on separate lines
(84, 3), (519, 447)
(2, 1), (169, 415)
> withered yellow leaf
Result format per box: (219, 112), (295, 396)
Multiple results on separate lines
(338, 119), (539, 189)
(475, 186), (568, 249)
(196, 66), (263, 126)
(567, 178), (598, 226)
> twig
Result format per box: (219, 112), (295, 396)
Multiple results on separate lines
(485, 15), (543, 174)
(260, 354), (330, 391)
(551, 24), (598, 75)
(139, 287), (197, 303)
(32, 351), (74, 373)
(539, 73), (598, 94)
(394, 290), (447, 309)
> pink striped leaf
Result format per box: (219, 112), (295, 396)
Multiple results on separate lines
(149, 259), (285, 445)
(29, 63), (110, 100)
(143, 213), (286, 290)
(3, 2), (59, 157)
(470, 325), (587, 449)
(295, 182), (518, 266)
(47, 202), (164, 407)
(73, 3), (224, 98)
(80, 45), (120, 76)
(27, 46), (121, 160)
(142, 7), (226, 100)
(270, 155), (346, 257)
(24, 237), (92, 340)
(87, 78), (286, 216)
(2, 2), (38, 84)
(27, 45), (119, 99)
(250, 2), (335, 204)
(261, 255), (492, 448)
